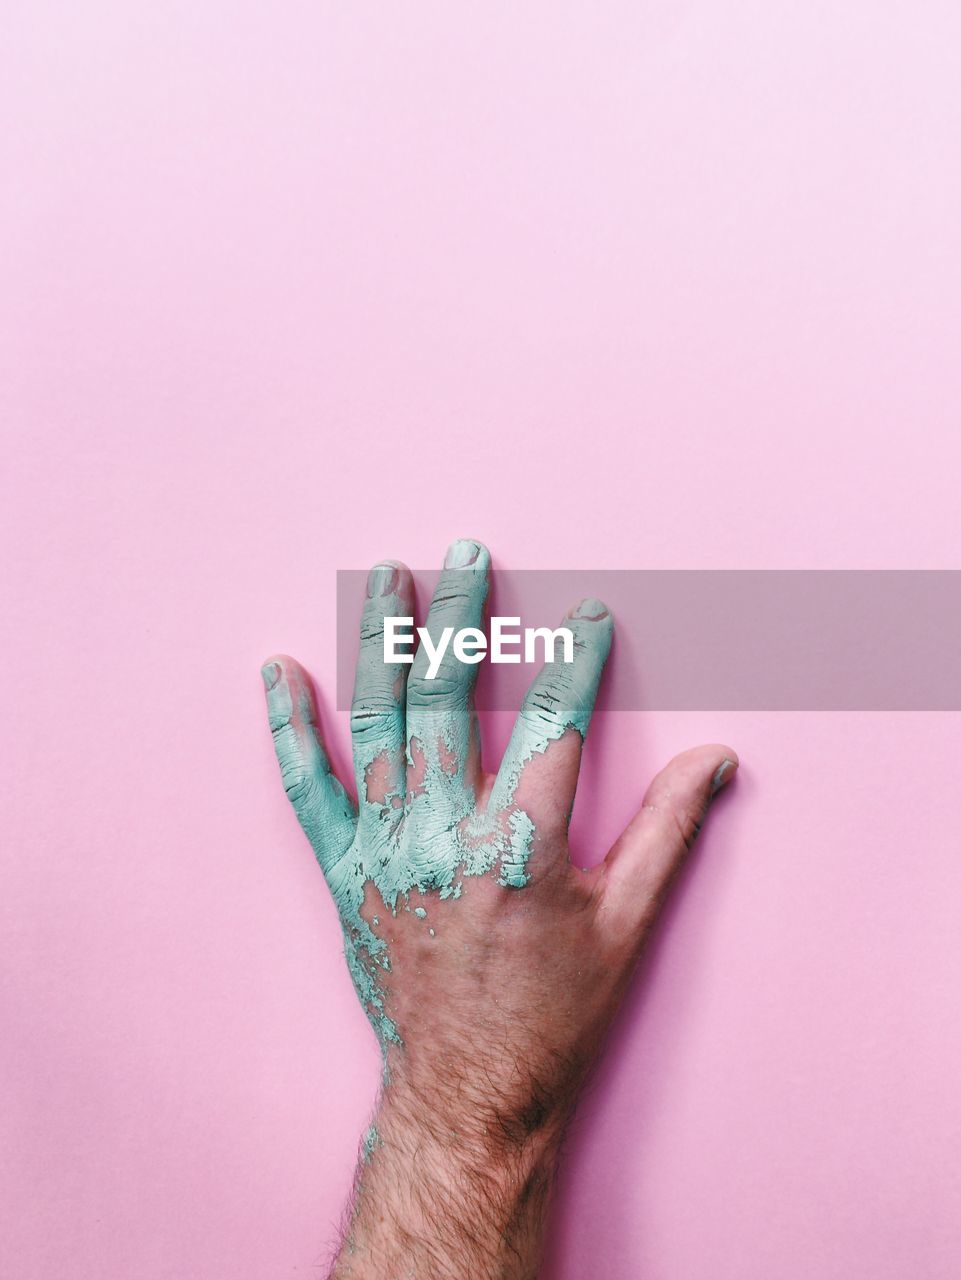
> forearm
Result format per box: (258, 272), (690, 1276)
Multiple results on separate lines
(330, 1083), (566, 1280)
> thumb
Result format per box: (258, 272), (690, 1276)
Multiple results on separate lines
(601, 745), (738, 927)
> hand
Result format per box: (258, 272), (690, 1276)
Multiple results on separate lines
(261, 538), (737, 1279)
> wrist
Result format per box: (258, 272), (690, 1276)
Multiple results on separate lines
(378, 1049), (575, 1170)
(330, 1028), (586, 1278)
(330, 1078), (566, 1279)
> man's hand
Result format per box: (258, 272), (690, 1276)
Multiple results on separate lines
(261, 539), (737, 1279)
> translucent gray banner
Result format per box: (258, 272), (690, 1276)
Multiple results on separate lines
(336, 571), (961, 710)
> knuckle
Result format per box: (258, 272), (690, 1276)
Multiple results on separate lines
(281, 763), (315, 810)
(518, 698), (564, 734)
(670, 797), (709, 851)
(358, 609), (389, 643)
(519, 675), (585, 732)
(406, 673), (466, 709)
(429, 584), (476, 613)
(350, 694), (400, 739)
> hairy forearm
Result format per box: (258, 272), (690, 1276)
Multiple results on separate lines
(330, 1083), (568, 1280)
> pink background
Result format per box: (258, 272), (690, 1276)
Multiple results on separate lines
(3, 4), (960, 1277)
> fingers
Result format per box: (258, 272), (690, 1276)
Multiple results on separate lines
(351, 561), (415, 835)
(601, 745), (738, 927)
(488, 598), (613, 844)
(261, 655), (356, 876)
(405, 538), (490, 807)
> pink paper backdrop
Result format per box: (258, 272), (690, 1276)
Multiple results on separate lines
(3, 4), (960, 1277)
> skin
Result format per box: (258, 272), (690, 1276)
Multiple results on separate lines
(262, 538), (738, 1279)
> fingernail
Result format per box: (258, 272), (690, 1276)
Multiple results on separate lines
(444, 538), (480, 569)
(711, 759), (737, 794)
(261, 662), (281, 692)
(366, 563), (398, 598)
(569, 597), (610, 621)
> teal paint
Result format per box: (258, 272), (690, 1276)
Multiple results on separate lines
(361, 1125), (380, 1162)
(498, 810), (536, 888)
(262, 663), (356, 863)
(264, 550), (612, 1052)
(486, 601), (613, 814)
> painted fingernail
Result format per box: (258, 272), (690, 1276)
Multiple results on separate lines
(711, 758), (737, 794)
(569, 597), (610, 621)
(366, 563), (398, 598)
(261, 662), (281, 692)
(444, 538), (480, 569)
